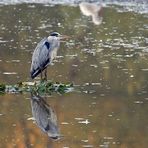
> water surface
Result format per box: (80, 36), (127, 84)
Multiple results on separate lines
(0, 1), (148, 148)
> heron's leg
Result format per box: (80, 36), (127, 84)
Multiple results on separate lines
(44, 69), (47, 81)
(44, 69), (47, 94)
(41, 70), (43, 80)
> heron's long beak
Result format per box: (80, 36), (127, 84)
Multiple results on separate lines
(59, 35), (71, 40)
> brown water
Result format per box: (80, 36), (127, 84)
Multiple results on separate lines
(0, 3), (148, 148)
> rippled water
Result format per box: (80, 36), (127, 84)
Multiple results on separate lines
(0, 1), (148, 148)
(1, 0), (148, 14)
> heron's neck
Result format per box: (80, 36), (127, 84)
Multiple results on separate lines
(47, 36), (60, 50)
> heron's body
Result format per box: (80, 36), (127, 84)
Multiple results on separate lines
(30, 33), (60, 79)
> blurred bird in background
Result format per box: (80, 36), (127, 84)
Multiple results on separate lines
(79, 2), (103, 25)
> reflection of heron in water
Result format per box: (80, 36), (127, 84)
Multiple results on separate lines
(79, 2), (103, 25)
(31, 93), (60, 139)
(30, 32), (70, 80)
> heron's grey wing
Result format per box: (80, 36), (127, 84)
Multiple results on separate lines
(30, 38), (51, 79)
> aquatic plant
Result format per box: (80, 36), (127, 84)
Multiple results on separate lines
(0, 81), (73, 95)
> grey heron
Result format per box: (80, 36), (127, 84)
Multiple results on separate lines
(30, 32), (69, 80)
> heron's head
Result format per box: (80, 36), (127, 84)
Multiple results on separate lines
(49, 32), (70, 41)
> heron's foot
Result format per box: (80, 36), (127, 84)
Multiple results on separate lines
(41, 77), (47, 82)
(40, 78), (47, 83)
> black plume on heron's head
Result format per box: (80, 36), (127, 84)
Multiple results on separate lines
(50, 32), (60, 37)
